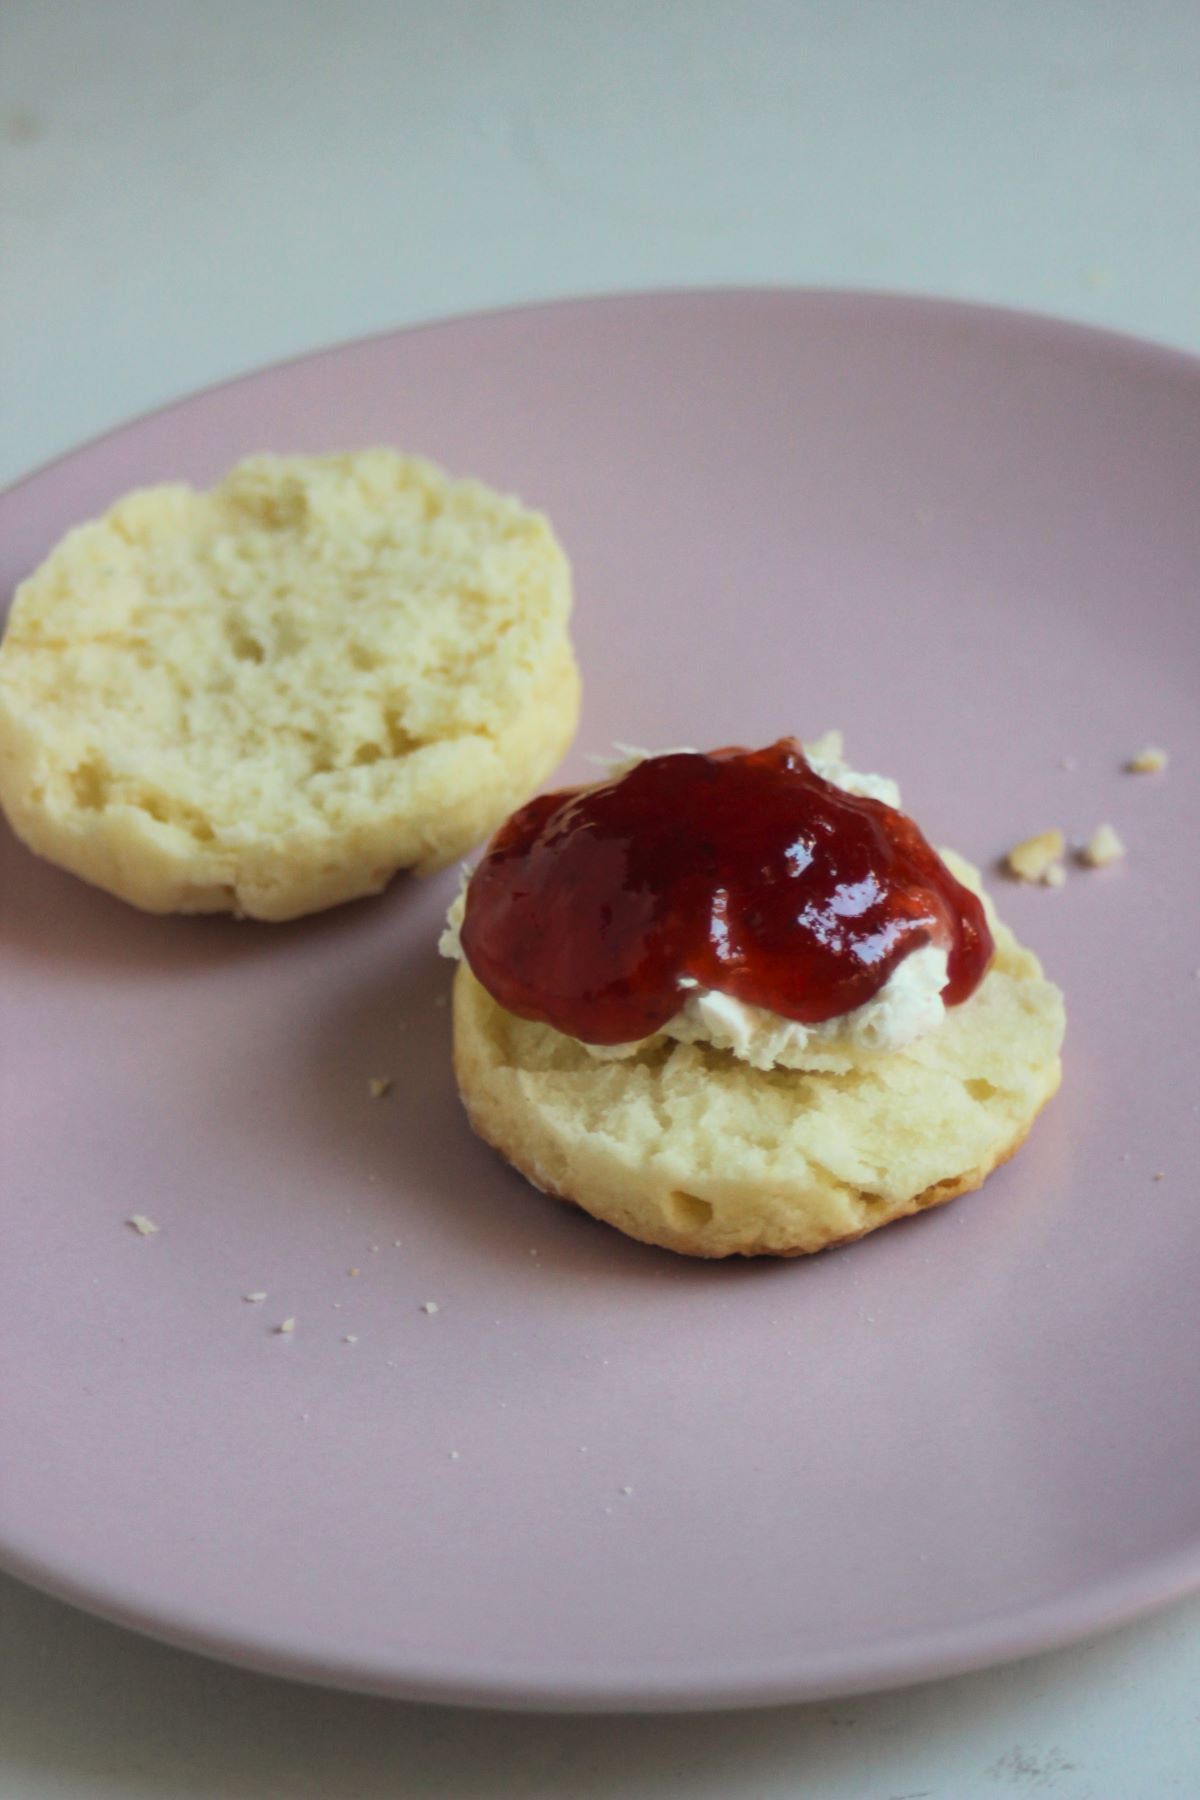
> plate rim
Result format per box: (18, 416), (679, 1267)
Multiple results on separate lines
(3, 283), (1199, 510)
(4, 1529), (1199, 1712)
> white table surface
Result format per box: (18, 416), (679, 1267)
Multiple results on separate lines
(2, 2), (1198, 1792)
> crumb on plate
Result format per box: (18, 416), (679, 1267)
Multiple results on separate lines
(1006, 829), (1065, 883)
(1080, 823), (1125, 868)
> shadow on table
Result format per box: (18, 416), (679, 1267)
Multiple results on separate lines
(2, 1574), (1197, 1800)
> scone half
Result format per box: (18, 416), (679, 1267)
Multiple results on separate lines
(452, 862), (1064, 1259)
(0, 451), (580, 920)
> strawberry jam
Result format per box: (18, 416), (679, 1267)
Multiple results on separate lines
(459, 740), (993, 1045)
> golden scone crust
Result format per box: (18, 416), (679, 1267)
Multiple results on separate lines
(451, 857), (1064, 1258)
(0, 451), (579, 920)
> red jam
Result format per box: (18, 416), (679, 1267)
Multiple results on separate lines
(460, 740), (993, 1045)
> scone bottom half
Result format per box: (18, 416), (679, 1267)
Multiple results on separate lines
(447, 741), (1066, 1260)
(0, 451), (580, 920)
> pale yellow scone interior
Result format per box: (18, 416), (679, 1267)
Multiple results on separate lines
(452, 855), (1065, 1259)
(0, 450), (579, 920)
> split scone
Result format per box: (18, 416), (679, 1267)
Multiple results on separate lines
(0, 451), (579, 920)
(443, 736), (1065, 1258)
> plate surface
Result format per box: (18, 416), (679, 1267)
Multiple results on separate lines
(2, 291), (1198, 1711)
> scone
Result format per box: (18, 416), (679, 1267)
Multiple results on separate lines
(444, 737), (1065, 1259)
(0, 450), (579, 921)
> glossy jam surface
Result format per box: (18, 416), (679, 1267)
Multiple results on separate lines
(460, 741), (994, 1046)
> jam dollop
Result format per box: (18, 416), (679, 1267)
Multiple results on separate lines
(460, 740), (994, 1046)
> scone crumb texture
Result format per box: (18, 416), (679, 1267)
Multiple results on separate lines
(126, 1214), (159, 1236)
(1080, 823), (1125, 868)
(0, 450), (579, 920)
(1006, 829), (1065, 883)
(1127, 746), (1168, 773)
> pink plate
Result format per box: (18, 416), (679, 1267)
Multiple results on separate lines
(2, 291), (1198, 1711)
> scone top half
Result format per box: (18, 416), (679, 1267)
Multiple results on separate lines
(0, 451), (580, 919)
(445, 737), (1066, 1259)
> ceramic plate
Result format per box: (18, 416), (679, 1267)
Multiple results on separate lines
(2, 292), (1198, 1710)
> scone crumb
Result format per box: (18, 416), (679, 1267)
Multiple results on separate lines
(1080, 823), (1125, 868)
(1006, 829), (1065, 884)
(620, 1485), (634, 1497)
(126, 1214), (158, 1236)
(1127, 746), (1168, 774)
(243, 1291), (267, 1304)
(421, 1300), (439, 1314)
(275, 1317), (296, 1335)
(342, 1334), (358, 1344)
(1043, 864), (1066, 888)
(367, 1076), (393, 1100)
